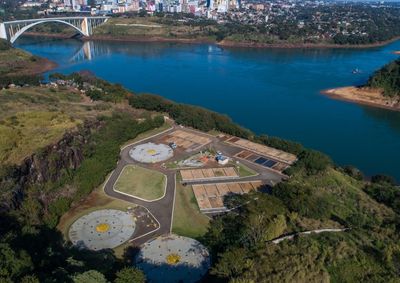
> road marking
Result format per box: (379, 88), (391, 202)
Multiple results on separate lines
(129, 205), (161, 243)
(102, 172), (162, 243)
(102, 170), (115, 193)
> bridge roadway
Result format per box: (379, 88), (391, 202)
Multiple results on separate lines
(103, 124), (285, 246)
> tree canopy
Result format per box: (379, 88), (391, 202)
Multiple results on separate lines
(367, 59), (400, 97)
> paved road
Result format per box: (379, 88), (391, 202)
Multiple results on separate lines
(103, 127), (176, 246)
(103, 124), (286, 246)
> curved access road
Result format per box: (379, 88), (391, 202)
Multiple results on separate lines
(103, 126), (177, 246)
(103, 124), (286, 246)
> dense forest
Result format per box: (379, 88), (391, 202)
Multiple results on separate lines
(367, 59), (400, 97)
(204, 167), (400, 282)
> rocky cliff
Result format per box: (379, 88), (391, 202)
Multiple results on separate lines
(0, 119), (101, 211)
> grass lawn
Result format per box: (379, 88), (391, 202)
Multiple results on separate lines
(172, 176), (209, 239)
(236, 163), (258, 177)
(114, 165), (166, 201)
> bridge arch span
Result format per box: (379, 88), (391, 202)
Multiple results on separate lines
(0, 17), (108, 44)
(10, 19), (87, 44)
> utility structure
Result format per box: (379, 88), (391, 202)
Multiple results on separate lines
(0, 16), (109, 44)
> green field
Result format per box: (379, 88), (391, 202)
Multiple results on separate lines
(236, 163), (258, 177)
(94, 17), (217, 40)
(172, 176), (209, 239)
(114, 165), (166, 200)
(0, 87), (119, 165)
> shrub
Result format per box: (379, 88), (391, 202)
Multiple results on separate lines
(343, 165), (364, 181)
(371, 174), (396, 185)
(0, 39), (12, 51)
(292, 150), (332, 175)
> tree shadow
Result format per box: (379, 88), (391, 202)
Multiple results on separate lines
(134, 260), (210, 283)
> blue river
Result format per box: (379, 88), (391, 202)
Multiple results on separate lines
(16, 37), (400, 181)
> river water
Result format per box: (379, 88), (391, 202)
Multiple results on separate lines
(15, 37), (400, 181)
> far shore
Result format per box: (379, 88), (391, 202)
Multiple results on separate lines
(217, 37), (400, 49)
(322, 86), (400, 112)
(21, 32), (400, 50)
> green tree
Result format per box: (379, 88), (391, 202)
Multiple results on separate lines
(20, 275), (39, 283)
(295, 150), (332, 175)
(211, 248), (254, 279)
(367, 59), (400, 97)
(0, 243), (32, 280)
(114, 267), (145, 283)
(73, 270), (107, 283)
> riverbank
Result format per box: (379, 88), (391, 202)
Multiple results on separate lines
(218, 37), (400, 49)
(22, 31), (73, 39)
(88, 34), (216, 44)
(322, 86), (400, 111)
(22, 31), (400, 49)
(27, 57), (57, 75)
(0, 44), (57, 77)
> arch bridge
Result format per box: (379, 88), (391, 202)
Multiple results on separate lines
(0, 16), (109, 44)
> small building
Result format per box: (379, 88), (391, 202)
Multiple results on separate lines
(216, 154), (229, 165)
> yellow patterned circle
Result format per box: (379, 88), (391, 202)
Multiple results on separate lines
(147, 149), (157, 155)
(166, 253), (181, 265)
(96, 223), (110, 233)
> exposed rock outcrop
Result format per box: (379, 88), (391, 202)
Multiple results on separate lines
(0, 119), (101, 211)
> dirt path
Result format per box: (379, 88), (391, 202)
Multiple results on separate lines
(271, 228), (349, 244)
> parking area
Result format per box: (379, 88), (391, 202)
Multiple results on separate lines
(161, 130), (211, 152)
(192, 181), (262, 212)
(180, 167), (239, 182)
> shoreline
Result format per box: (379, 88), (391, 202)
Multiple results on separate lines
(30, 57), (58, 75)
(5, 56), (58, 77)
(217, 37), (400, 49)
(22, 32), (400, 49)
(322, 86), (400, 112)
(4, 43), (58, 76)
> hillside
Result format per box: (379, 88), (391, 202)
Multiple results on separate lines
(0, 68), (399, 282)
(322, 58), (400, 111)
(0, 39), (55, 80)
(367, 58), (400, 97)
(0, 86), (104, 165)
(0, 74), (164, 282)
(92, 16), (218, 42)
(207, 167), (400, 282)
